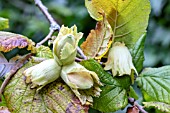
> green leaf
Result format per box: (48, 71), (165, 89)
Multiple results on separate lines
(137, 66), (170, 104)
(85, 0), (151, 49)
(80, 59), (117, 85)
(131, 34), (146, 72)
(128, 86), (138, 100)
(3, 60), (89, 113)
(0, 31), (35, 53)
(80, 59), (131, 112)
(36, 45), (53, 59)
(0, 17), (9, 30)
(93, 85), (128, 112)
(143, 102), (170, 113)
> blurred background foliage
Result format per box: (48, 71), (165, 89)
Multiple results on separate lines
(0, 0), (170, 113)
(0, 0), (170, 67)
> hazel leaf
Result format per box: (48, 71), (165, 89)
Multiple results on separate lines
(0, 31), (35, 53)
(80, 59), (117, 85)
(3, 60), (89, 113)
(80, 59), (131, 112)
(131, 34), (146, 73)
(128, 86), (138, 100)
(143, 102), (170, 113)
(137, 66), (170, 104)
(85, 0), (151, 49)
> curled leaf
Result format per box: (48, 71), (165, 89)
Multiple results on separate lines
(0, 31), (35, 53)
(81, 13), (113, 59)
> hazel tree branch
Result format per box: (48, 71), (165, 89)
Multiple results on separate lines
(36, 29), (54, 47)
(128, 97), (148, 113)
(77, 47), (87, 60)
(34, 0), (60, 47)
(34, 0), (87, 60)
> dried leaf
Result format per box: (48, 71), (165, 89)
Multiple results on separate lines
(81, 14), (113, 59)
(3, 60), (89, 113)
(0, 52), (18, 78)
(0, 17), (9, 30)
(0, 31), (35, 53)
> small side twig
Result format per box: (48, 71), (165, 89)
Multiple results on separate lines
(75, 57), (83, 62)
(34, 0), (60, 47)
(77, 47), (87, 60)
(36, 29), (54, 47)
(0, 53), (32, 95)
(34, 0), (87, 60)
(128, 97), (148, 113)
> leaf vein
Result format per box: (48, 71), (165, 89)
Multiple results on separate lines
(46, 93), (65, 112)
(145, 77), (159, 101)
(114, 26), (145, 38)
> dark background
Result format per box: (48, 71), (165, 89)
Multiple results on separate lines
(0, 0), (170, 67)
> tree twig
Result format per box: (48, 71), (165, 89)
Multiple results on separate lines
(0, 53), (32, 96)
(128, 97), (148, 113)
(34, 0), (60, 47)
(75, 57), (83, 62)
(77, 47), (87, 60)
(34, 0), (87, 59)
(36, 29), (54, 47)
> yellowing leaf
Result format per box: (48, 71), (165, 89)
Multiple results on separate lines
(3, 60), (89, 113)
(0, 17), (9, 30)
(143, 102), (170, 113)
(0, 31), (35, 52)
(36, 45), (53, 59)
(85, 0), (151, 49)
(81, 14), (113, 59)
